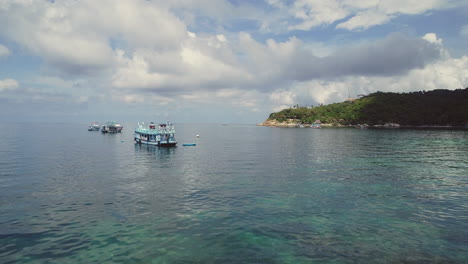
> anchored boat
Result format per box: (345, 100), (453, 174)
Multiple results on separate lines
(134, 122), (177, 147)
(88, 122), (100, 131)
(101, 121), (123, 133)
(311, 120), (321, 129)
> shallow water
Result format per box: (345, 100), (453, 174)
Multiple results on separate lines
(1, 123), (467, 263)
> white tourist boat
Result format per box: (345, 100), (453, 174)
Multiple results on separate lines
(134, 122), (177, 147)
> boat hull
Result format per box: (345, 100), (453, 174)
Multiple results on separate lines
(102, 127), (123, 133)
(134, 137), (177, 147)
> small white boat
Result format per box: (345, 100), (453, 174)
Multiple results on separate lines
(88, 122), (100, 131)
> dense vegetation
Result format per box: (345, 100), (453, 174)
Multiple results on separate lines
(267, 88), (468, 126)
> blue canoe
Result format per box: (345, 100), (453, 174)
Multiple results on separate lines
(183, 143), (196, 146)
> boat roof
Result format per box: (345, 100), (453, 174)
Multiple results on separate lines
(135, 128), (174, 135)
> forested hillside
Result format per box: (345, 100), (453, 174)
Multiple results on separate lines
(265, 88), (468, 126)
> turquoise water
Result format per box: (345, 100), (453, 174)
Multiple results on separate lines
(1, 123), (467, 263)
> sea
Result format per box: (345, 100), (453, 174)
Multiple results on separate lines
(1, 122), (467, 263)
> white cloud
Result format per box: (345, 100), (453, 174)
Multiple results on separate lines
(270, 90), (296, 106)
(0, 0), (453, 95)
(237, 33), (302, 85)
(0, 1), (113, 74)
(0, 78), (18, 91)
(336, 10), (393, 31)
(273, 0), (463, 31)
(111, 32), (254, 93)
(286, 33), (442, 81)
(392, 55), (468, 92)
(109, 31), (447, 111)
(0, 0), (187, 75)
(422, 33), (443, 45)
(289, 0), (349, 30)
(0, 0), (466, 123)
(265, 55), (468, 111)
(0, 44), (10, 57)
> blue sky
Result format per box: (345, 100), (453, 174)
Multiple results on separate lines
(0, 0), (467, 124)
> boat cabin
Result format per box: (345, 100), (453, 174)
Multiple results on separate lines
(134, 122), (177, 147)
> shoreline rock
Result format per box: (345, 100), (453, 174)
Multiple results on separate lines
(257, 119), (300, 127)
(258, 119), (466, 129)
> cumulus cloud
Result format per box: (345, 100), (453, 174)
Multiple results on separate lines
(0, 78), (18, 91)
(107, 29), (464, 117)
(0, 44), (10, 57)
(288, 33), (443, 81)
(0, 0), (466, 123)
(111, 33), (253, 94)
(267, 55), (468, 109)
(0, 0), (187, 75)
(0, 0), (451, 95)
(109, 31), (447, 105)
(0, 1), (112, 75)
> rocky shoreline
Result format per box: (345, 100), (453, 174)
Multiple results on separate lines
(257, 119), (345, 127)
(257, 119), (466, 129)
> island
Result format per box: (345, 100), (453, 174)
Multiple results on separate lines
(259, 88), (468, 128)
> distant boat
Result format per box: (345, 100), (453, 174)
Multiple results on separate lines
(88, 122), (100, 131)
(356, 124), (369, 129)
(101, 121), (123, 133)
(311, 120), (321, 129)
(182, 143), (196, 146)
(134, 122), (177, 147)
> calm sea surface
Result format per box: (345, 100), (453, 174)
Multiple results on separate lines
(1, 123), (467, 263)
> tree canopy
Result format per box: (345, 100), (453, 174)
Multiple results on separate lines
(267, 88), (468, 126)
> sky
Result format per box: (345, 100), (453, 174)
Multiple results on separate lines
(0, 0), (467, 124)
